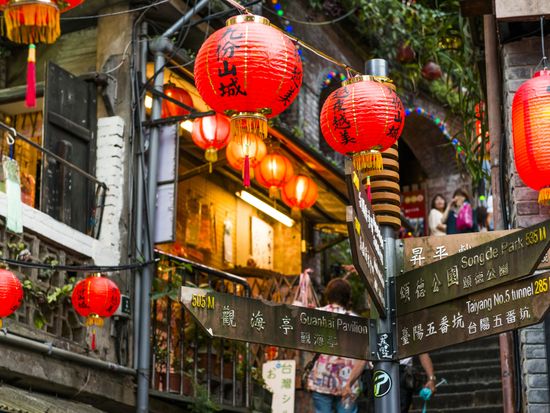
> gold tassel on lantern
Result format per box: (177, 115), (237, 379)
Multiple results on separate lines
(3, 1), (61, 44)
(353, 150), (383, 172)
(231, 112), (268, 142)
(539, 188), (550, 205)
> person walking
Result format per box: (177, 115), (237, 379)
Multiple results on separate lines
(441, 188), (475, 234)
(428, 194), (447, 236)
(307, 278), (367, 413)
(399, 353), (436, 412)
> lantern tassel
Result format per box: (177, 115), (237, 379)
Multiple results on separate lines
(291, 206), (301, 219)
(26, 44), (36, 108)
(91, 328), (96, 351)
(353, 150), (383, 172)
(243, 155), (251, 187)
(231, 113), (268, 142)
(269, 186), (279, 199)
(539, 188), (550, 205)
(366, 176), (372, 203)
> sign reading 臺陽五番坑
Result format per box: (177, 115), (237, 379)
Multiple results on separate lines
(180, 286), (373, 360)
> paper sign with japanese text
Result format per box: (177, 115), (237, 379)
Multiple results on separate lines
(262, 360), (295, 413)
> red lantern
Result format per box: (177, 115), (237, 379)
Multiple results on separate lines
(0, 0), (83, 107)
(0, 269), (23, 327)
(72, 274), (121, 349)
(281, 175), (318, 214)
(191, 114), (231, 163)
(226, 134), (267, 187)
(320, 76), (404, 171)
(255, 152), (294, 198)
(162, 83), (193, 118)
(194, 15), (302, 143)
(421, 61), (442, 81)
(512, 70), (550, 204)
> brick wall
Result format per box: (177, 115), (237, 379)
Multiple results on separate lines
(502, 35), (550, 412)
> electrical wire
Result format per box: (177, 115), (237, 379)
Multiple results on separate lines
(0, 257), (155, 272)
(262, 5), (358, 26)
(61, 0), (171, 20)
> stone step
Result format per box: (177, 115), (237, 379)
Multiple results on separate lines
(410, 389), (502, 410)
(410, 404), (503, 413)
(433, 365), (502, 385)
(427, 380), (502, 395)
(427, 357), (501, 372)
(429, 347), (500, 364)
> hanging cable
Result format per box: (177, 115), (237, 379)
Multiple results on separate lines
(541, 16), (548, 70)
(0, 256), (155, 273)
(262, 5), (358, 26)
(61, 0), (170, 20)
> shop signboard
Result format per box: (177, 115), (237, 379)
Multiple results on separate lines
(396, 219), (550, 316)
(180, 286), (372, 360)
(397, 272), (550, 358)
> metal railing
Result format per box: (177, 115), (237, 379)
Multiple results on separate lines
(0, 121), (108, 239)
(151, 251), (254, 409)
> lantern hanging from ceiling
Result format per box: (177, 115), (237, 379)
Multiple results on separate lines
(194, 15), (303, 143)
(255, 152), (295, 198)
(191, 114), (231, 165)
(0, 0), (84, 107)
(162, 83), (193, 118)
(320, 75), (404, 172)
(72, 273), (121, 350)
(0, 268), (23, 327)
(281, 174), (318, 215)
(226, 134), (267, 187)
(512, 70), (550, 205)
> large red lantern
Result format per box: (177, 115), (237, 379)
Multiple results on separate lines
(191, 114), (231, 163)
(0, 0), (84, 107)
(162, 83), (193, 118)
(281, 175), (318, 214)
(0, 269), (23, 327)
(72, 274), (121, 349)
(226, 134), (267, 187)
(194, 15), (302, 143)
(512, 70), (550, 204)
(255, 152), (294, 198)
(320, 76), (404, 171)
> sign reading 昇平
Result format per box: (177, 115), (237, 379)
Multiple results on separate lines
(180, 287), (372, 360)
(263, 360), (295, 413)
(397, 272), (550, 358)
(396, 219), (550, 316)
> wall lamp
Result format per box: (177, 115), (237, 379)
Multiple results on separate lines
(236, 190), (294, 228)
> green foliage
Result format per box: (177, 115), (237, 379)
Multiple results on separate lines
(152, 261), (193, 301)
(189, 378), (221, 413)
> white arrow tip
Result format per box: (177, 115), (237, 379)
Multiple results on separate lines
(206, 328), (213, 336)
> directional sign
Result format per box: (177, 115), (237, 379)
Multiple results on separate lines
(396, 219), (550, 316)
(180, 286), (372, 360)
(403, 230), (550, 272)
(344, 160), (385, 316)
(397, 271), (550, 358)
(347, 206), (386, 316)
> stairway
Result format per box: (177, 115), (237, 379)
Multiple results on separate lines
(410, 336), (503, 413)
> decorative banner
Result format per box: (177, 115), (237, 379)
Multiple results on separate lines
(396, 219), (550, 316)
(402, 190), (426, 220)
(262, 360), (295, 413)
(180, 287), (372, 360)
(398, 272), (550, 358)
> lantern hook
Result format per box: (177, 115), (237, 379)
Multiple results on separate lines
(540, 16), (548, 70)
(5, 127), (15, 146)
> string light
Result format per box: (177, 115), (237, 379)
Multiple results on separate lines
(322, 71), (348, 88)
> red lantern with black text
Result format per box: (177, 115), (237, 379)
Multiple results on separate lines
(162, 83), (193, 118)
(320, 76), (404, 172)
(226, 134), (267, 187)
(0, 269), (23, 327)
(194, 15), (302, 143)
(512, 70), (550, 205)
(191, 114), (231, 163)
(0, 0), (84, 107)
(255, 152), (294, 198)
(281, 175), (318, 215)
(72, 274), (121, 350)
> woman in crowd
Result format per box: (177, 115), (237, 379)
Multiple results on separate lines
(428, 194), (447, 236)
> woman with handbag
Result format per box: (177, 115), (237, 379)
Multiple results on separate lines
(441, 188), (476, 234)
(306, 278), (367, 413)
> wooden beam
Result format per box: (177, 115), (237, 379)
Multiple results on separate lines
(460, 0), (493, 17)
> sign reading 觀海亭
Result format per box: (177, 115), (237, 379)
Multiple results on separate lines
(396, 219), (550, 316)
(180, 286), (372, 360)
(397, 272), (550, 358)
(347, 206), (386, 316)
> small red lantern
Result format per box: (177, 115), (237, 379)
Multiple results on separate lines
(281, 175), (318, 215)
(226, 134), (267, 187)
(194, 15), (302, 143)
(0, 0), (84, 107)
(421, 61), (442, 81)
(0, 269), (23, 327)
(162, 83), (193, 118)
(255, 152), (294, 198)
(320, 76), (404, 171)
(72, 274), (121, 350)
(191, 114), (231, 163)
(512, 70), (550, 204)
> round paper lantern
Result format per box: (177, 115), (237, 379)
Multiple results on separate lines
(255, 152), (294, 197)
(194, 15), (302, 143)
(0, 0), (83, 107)
(320, 75), (404, 171)
(226, 134), (267, 186)
(72, 274), (121, 326)
(421, 61), (442, 81)
(281, 175), (318, 214)
(191, 114), (231, 162)
(0, 269), (23, 327)
(512, 70), (550, 204)
(162, 83), (193, 118)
